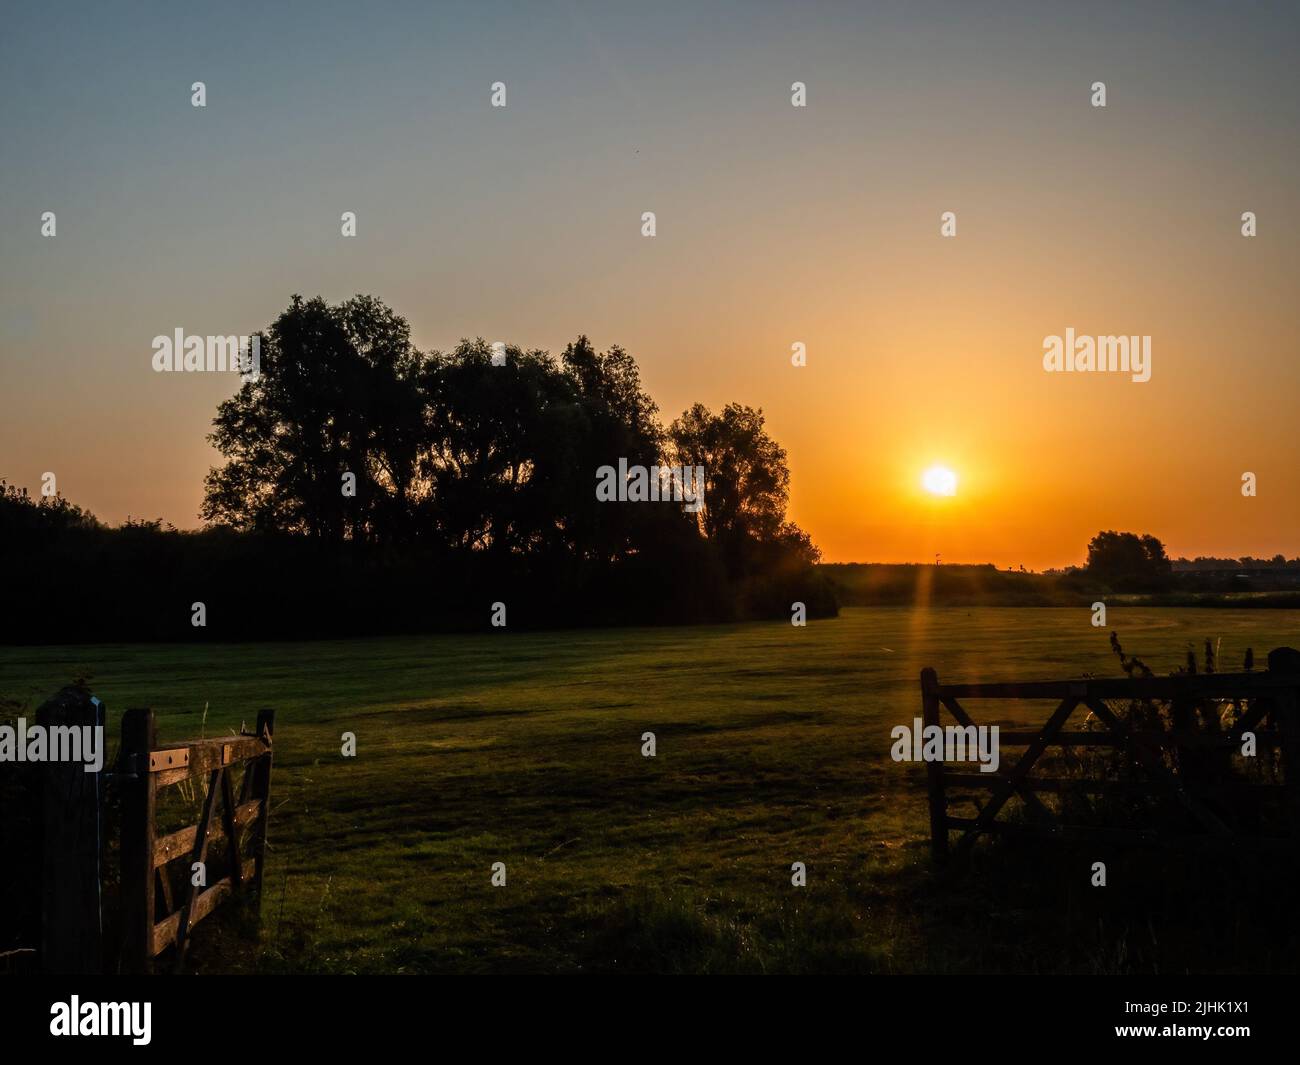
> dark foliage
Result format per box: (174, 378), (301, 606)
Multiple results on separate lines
(1085, 530), (1173, 591)
(2, 297), (833, 643)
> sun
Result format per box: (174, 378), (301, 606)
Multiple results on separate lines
(922, 464), (958, 497)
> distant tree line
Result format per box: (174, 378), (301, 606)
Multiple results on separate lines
(2, 295), (835, 642)
(1172, 555), (1300, 571)
(828, 531), (1300, 608)
(1083, 533), (1300, 591)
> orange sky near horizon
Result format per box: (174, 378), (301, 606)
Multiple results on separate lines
(2, 3), (1298, 570)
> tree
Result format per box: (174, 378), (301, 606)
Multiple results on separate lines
(667, 403), (817, 575)
(198, 297), (827, 621)
(202, 295), (424, 542)
(415, 338), (579, 555)
(558, 336), (669, 563)
(1085, 530), (1172, 589)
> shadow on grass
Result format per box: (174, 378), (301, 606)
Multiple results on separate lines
(911, 833), (1300, 974)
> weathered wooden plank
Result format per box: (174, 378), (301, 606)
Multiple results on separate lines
(220, 767), (243, 892)
(38, 687), (104, 974)
(153, 799), (262, 867)
(172, 768), (223, 969)
(250, 709), (275, 907)
(921, 669), (947, 863)
(151, 735), (271, 788)
(120, 709), (158, 974)
(154, 766), (190, 789)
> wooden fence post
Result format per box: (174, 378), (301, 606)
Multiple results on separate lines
(120, 708), (157, 974)
(250, 708), (275, 909)
(38, 686), (104, 974)
(921, 668), (948, 863)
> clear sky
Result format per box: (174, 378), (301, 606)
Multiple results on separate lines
(3, 1), (1298, 568)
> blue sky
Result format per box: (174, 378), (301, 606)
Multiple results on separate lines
(3, 1), (1298, 564)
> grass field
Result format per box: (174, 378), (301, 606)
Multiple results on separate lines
(4, 606), (1299, 973)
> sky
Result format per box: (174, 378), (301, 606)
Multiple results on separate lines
(2, 0), (1298, 568)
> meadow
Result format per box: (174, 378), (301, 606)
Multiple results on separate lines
(4, 606), (1298, 974)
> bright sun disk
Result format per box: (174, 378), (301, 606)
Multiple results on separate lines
(922, 464), (958, 497)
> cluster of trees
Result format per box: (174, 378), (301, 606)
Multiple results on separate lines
(1083, 530), (1173, 590)
(202, 295), (815, 575)
(2, 296), (834, 642)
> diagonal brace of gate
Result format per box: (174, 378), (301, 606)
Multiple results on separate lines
(940, 694), (1058, 827)
(171, 765), (244, 970)
(951, 697), (1079, 860)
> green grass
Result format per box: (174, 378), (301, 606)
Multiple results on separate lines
(4, 606), (1298, 973)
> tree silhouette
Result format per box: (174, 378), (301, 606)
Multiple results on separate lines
(202, 294), (423, 541)
(1085, 530), (1172, 589)
(668, 403), (816, 576)
(199, 294), (823, 617)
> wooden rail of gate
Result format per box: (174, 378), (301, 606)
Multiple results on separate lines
(920, 648), (1300, 865)
(119, 707), (273, 972)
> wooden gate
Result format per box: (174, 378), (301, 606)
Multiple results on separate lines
(119, 707), (274, 972)
(920, 647), (1300, 864)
